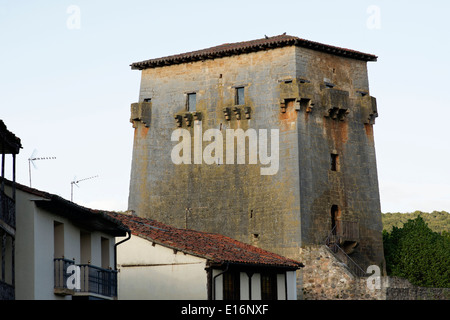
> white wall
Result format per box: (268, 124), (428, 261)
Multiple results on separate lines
(116, 234), (299, 300)
(286, 271), (297, 300)
(116, 235), (208, 300)
(11, 186), (118, 300)
(12, 186), (37, 300)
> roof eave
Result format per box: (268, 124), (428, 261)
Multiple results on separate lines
(207, 260), (304, 271)
(130, 36), (377, 71)
(34, 196), (130, 237)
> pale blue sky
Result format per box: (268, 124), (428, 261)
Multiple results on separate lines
(1, 1), (449, 213)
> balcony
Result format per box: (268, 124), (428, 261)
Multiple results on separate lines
(0, 191), (15, 230)
(325, 220), (368, 277)
(54, 258), (117, 299)
(0, 280), (14, 300)
(326, 220), (359, 254)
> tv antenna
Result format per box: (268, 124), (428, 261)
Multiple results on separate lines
(28, 149), (56, 187)
(71, 175), (99, 202)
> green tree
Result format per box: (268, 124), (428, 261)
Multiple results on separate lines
(383, 216), (450, 288)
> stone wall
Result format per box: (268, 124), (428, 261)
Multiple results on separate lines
(299, 245), (384, 300)
(299, 245), (449, 300)
(386, 277), (450, 300)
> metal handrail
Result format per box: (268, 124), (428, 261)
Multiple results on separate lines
(78, 264), (118, 297)
(54, 258), (117, 297)
(325, 227), (368, 277)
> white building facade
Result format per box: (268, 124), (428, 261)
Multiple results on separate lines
(4, 181), (129, 300)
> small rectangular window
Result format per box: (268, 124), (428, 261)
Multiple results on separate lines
(143, 98), (151, 102)
(101, 237), (110, 269)
(187, 93), (196, 112)
(223, 271), (240, 300)
(331, 153), (339, 171)
(236, 87), (245, 105)
(53, 221), (64, 259)
(261, 273), (277, 300)
(80, 231), (91, 264)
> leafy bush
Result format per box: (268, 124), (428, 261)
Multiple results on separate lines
(383, 216), (450, 288)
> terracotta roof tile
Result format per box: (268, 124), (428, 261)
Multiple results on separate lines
(131, 34), (377, 70)
(108, 212), (304, 269)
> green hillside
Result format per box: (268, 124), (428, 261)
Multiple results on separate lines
(382, 211), (450, 234)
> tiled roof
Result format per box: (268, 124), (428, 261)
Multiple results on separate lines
(108, 212), (304, 269)
(131, 34), (377, 70)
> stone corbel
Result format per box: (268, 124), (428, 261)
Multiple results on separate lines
(337, 108), (349, 121)
(244, 106), (251, 119)
(174, 115), (183, 127)
(326, 107), (349, 121)
(297, 98), (314, 113)
(233, 107), (241, 120)
(327, 107), (339, 120)
(280, 101), (287, 113)
(294, 99), (301, 111)
(223, 107), (231, 121)
(184, 113), (193, 127)
(193, 111), (202, 121)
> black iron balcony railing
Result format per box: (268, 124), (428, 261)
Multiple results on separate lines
(0, 279), (15, 300)
(0, 191), (15, 229)
(54, 258), (117, 298)
(325, 224), (368, 278)
(78, 264), (118, 298)
(327, 220), (359, 245)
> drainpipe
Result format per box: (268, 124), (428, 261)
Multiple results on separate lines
(114, 231), (131, 271)
(212, 262), (229, 300)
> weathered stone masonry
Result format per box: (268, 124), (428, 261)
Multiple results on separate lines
(127, 35), (385, 299)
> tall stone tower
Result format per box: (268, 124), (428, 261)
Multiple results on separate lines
(128, 35), (385, 293)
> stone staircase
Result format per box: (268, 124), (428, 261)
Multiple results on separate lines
(325, 225), (368, 278)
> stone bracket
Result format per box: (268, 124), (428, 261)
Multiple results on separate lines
(174, 112), (202, 127)
(223, 106), (251, 121)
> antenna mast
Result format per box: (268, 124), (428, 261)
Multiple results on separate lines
(71, 175), (99, 202)
(28, 150), (56, 187)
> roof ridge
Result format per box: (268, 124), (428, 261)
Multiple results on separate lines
(131, 34), (377, 70)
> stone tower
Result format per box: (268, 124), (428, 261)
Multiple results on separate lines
(127, 35), (385, 295)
